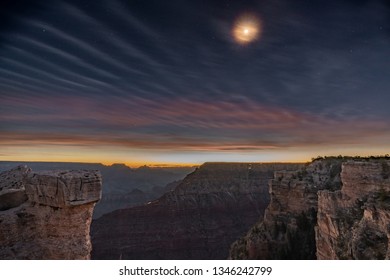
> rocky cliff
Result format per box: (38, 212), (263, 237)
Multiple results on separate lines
(316, 160), (390, 259)
(229, 157), (390, 260)
(91, 162), (302, 259)
(0, 161), (193, 219)
(0, 165), (102, 259)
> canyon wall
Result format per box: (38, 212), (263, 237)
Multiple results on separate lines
(91, 162), (302, 259)
(230, 158), (390, 260)
(316, 160), (390, 259)
(0, 165), (102, 259)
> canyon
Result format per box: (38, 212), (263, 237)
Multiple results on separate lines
(1, 157), (389, 260)
(91, 162), (302, 259)
(0, 165), (102, 259)
(0, 161), (192, 218)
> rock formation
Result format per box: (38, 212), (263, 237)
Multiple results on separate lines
(0, 161), (193, 219)
(0, 165), (102, 259)
(229, 157), (390, 260)
(230, 158), (342, 259)
(91, 162), (302, 259)
(316, 160), (390, 259)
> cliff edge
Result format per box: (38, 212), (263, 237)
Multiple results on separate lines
(316, 160), (390, 259)
(230, 157), (390, 260)
(0, 165), (102, 259)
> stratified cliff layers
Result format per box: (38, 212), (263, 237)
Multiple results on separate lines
(91, 163), (301, 259)
(229, 158), (390, 260)
(0, 165), (102, 259)
(316, 160), (390, 259)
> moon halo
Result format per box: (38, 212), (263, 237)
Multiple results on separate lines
(232, 14), (262, 44)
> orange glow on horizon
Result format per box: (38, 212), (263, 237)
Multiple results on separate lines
(108, 161), (200, 168)
(2, 144), (389, 169)
(0, 154), (311, 168)
(0, 153), (200, 168)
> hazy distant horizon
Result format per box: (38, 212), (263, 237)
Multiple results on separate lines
(2, 154), (390, 169)
(0, 159), (200, 168)
(1, 159), (306, 169)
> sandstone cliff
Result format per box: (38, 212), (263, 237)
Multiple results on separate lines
(229, 157), (390, 260)
(0, 165), (102, 259)
(0, 161), (193, 219)
(91, 162), (302, 259)
(316, 160), (390, 259)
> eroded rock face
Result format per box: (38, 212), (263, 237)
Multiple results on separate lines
(316, 160), (390, 259)
(230, 159), (343, 259)
(0, 165), (30, 211)
(91, 162), (302, 260)
(230, 158), (390, 260)
(0, 166), (102, 259)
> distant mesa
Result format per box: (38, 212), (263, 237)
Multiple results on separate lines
(110, 163), (132, 169)
(137, 165), (151, 170)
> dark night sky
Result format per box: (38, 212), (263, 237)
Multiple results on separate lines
(0, 0), (389, 165)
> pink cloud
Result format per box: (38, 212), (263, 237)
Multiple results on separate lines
(2, 94), (389, 152)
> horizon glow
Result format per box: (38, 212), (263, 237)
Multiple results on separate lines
(1, 0), (389, 166)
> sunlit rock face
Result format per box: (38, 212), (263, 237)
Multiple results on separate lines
(0, 166), (102, 259)
(229, 158), (390, 260)
(91, 162), (302, 260)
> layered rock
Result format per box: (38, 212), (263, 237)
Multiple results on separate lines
(0, 166), (102, 259)
(91, 162), (302, 259)
(230, 159), (343, 259)
(0, 161), (194, 219)
(230, 157), (390, 260)
(316, 160), (390, 259)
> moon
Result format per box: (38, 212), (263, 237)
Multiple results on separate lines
(232, 14), (262, 44)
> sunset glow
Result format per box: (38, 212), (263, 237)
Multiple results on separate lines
(0, 0), (389, 166)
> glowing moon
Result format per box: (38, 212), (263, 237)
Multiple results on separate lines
(233, 14), (261, 44)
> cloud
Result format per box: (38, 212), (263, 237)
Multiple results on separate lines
(0, 0), (389, 161)
(1, 94), (389, 152)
